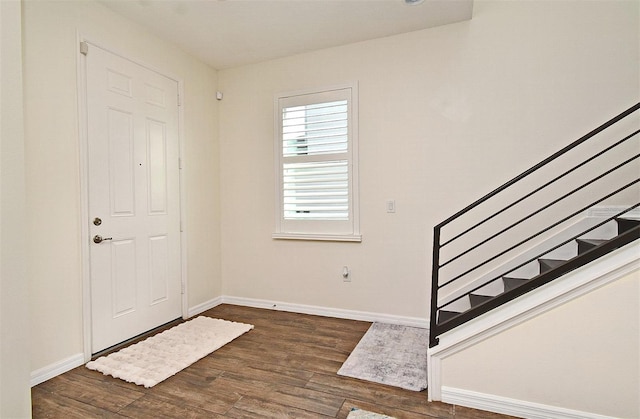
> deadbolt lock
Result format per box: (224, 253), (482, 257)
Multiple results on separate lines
(93, 217), (102, 226)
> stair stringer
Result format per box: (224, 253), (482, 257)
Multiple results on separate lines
(427, 242), (639, 406)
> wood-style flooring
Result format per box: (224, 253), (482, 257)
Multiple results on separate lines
(32, 304), (514, 418)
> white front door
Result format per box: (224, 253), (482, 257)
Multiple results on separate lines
(85, 43), (182, 353)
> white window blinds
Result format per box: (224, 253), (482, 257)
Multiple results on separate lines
(283, 160), (349, 220)
(274, 85), (360, 241)
(282, 99), (349, 221)
(282, 100), (348, 158)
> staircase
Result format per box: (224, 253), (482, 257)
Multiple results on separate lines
(436, 216), (640, 326)
(429, 102), (640, 348)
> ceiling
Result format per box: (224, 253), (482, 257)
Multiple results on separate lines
(99, 0), (474, 70)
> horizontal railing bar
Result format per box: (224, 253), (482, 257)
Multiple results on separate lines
(439, 152), (640, 269)
(437, 202), (640, 311)
(434, 102), (640, 230)
(440, 129), (640, 249)
(437, 178), (640, 290)
(432, 225), (640, 342)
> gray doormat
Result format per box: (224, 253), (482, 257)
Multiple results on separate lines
(338, 323), (428, 391)
(347, 407), (397, 418)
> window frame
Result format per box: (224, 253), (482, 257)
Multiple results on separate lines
(273, 83), (361, 242)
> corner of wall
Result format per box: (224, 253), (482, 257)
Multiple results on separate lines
(0, 0), (32, 415)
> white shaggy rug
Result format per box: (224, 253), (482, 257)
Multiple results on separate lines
(86, 316), (253, 388)
(338, 323), (428, 391)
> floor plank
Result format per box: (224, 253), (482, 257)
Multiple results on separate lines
(226, 396), (333, 418)
(306, 373), (434, 417)
(151, 369), (241, 414)
(35, 370), (145, 413)
(118, 394), (225, 419)
(31, 387), (127, 419)
(31, 304), (516, 418)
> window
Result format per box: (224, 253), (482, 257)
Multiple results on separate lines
(273, 84), (360, 241)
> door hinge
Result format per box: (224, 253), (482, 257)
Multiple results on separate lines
(181, 282), (185, 295)
(178, 157), (182, 170)
(177, 91), (182, 107)
(79, 41), (89, 56)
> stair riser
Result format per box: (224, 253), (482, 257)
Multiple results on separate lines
(503, 277), (528, 292)
(538, 259), (564, 273)
(577, 242), (596, 254)
(469, 294), (492, 307)
(616, 218), (640, 234)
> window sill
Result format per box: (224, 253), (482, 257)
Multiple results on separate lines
(272, 233), (362, 243)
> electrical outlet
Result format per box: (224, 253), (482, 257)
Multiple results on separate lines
(386, 200), (396, 213)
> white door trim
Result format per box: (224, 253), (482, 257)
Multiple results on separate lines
(77, 33), (188, 362)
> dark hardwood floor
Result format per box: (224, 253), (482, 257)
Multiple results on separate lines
(32, 304), (514, 418)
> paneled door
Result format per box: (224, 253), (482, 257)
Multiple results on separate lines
(85, 43), (182, 353)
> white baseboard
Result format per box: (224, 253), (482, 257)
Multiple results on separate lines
(30, 353), (85, 387)
(221, 295), (429, 329)
(190, 294), (429, 328)
(187, 296), (223, 317)
(442, 387), (613, 419)
(32, 296), (426, 386)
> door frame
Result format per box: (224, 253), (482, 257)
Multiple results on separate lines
(77, 34), (188, 362)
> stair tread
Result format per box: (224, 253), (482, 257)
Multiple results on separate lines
(539, 258), (565, 264)
(577, 238), (607, 245)
(438, 309), (462, 314)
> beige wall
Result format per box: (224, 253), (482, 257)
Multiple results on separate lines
(442, 269), (640, 418)
(19, 1), (640, 408)
(218, 0), (639, 318)
(23, 0), (221, 372)
(1, 1), (32, 416)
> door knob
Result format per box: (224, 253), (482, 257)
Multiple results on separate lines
(93, 235), (112, 244)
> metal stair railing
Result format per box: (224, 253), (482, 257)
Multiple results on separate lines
(429, 103), (640, 348)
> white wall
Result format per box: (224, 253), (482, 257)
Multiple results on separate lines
(0, 0), (31, 416)
(442, 269), (640, 418)
(218, 0), (639, 319)
(23, 0), (220, 373)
